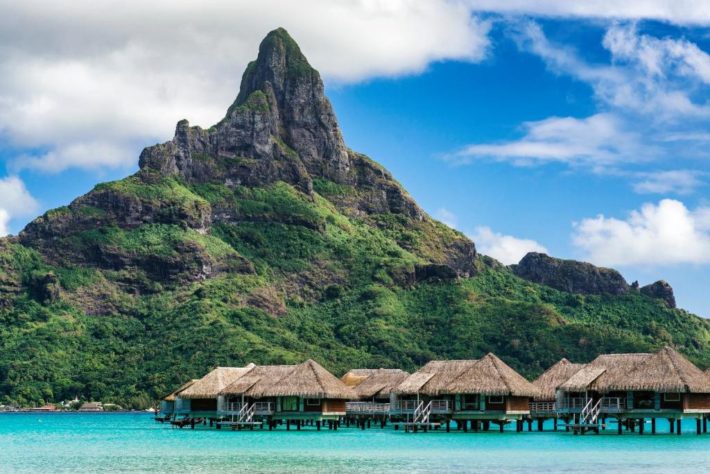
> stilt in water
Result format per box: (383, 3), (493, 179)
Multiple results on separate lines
(297, 420), (301, 431)
(316, 420), (321, 431)
(639, 418), (644, 435)
(676, 419), (682, 435)
(473, 420), (479, 432)
(669, 418), (674, 434)
(651, 418), (656, 434)
(286, 420), (290, 431)
(537, 419), (544, 432)
(526, 419), (532, 431)
(463, 420), (468, 433)
(617, 419), (622, 435)
(704, 416), (708, 434)
(554, 418), (558, 432)
(697, 418), (702, 435)
(499, 422), (504, 433)
(446, 421), (450, 433)
(483, 421), (490, 432)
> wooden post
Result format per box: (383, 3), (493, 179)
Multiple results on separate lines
(446, 421), (450, 432)
(286, 420), (290, 431)
(297, 420), (301, 431)
(463, 420), (468, 432)
(499, 422), (504, 433)
(526, 419), (532, 431)
(676, 419), (682, 435)
(639, 418), (644, 435)
(316, 420), (321, 431)
(473, 420), (479, 432)
(697, 418), (702, 435)
(617, 419), (622, 435)
(269, 420), (273, 431)
(704, 416), (707, 433)
(669, 418), (674, 433)
(483, 421), (490, 432)
(651, 418), (656, 434)
(554, 418), (558, 432)
(537, 419), (544, 431)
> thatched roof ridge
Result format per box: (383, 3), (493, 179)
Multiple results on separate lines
(446, 353), (540, 397)
(395, 360), (478, 395)
(247, 359), (355, 399)
(178, 364), (256, 399)
(344, 369), (410, 399)
(163, 379), (199, 402)
(532, 359), (584, 401)
(220, 365), (294, 396)
(605, 346), (710, 393)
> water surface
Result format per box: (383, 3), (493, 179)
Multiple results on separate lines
(1, 413), (709, 473)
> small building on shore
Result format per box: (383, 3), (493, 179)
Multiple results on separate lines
(78, 402), (103, 412)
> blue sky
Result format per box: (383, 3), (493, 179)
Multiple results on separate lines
(0, 3), (709, 316)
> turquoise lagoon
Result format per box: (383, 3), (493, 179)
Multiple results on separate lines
(1, 413), (710, 473)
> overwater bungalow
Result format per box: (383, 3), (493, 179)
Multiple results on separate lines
(174, 364), (255, 420)
(219, 359), (354, 430)
(341, 368), (409, 425)
(157, 379), (198, 421)
(556, 346), (710, 434)
(392, 354), (539, 432)
(530, 358), (584, 430)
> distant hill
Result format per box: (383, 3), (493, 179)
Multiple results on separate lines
(1, 28), (708, 408)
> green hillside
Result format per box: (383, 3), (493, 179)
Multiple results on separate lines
(1, 28), (708, 408)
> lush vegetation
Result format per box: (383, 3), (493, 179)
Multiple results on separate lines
(1, 174), (709, 409)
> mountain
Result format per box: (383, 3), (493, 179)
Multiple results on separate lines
(1, 28), (708, 408)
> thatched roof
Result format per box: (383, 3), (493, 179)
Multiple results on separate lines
(163, 379), (199, 402)
(395, 355), (538, 397)
(235, 360), (355, 399)
(558, 347), (710, 394)
(341, 369), (410, 399)
(341, 369), (378, 388)
(446, 354), (540, 397)
(220, 365), (294, 396)
(605, 346), (710, 393)
(395, 360), (478, 395)
(178, 364), (256, 399)
(532, 359), (585, 401)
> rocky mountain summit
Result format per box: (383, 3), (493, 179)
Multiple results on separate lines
(511, 252), (676, 308)
(0, 28), (704, 408)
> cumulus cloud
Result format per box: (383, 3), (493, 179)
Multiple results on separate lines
(0, 176), (39, 236)
(0, 0), (491, 173)
(453, 21), (710, 194)
(469, 226), (548, 265)
(573, 199), (710, 266)
(452, 113), (651, 168)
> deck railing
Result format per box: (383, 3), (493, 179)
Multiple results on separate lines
(430, 400), (450, 413)
(221, 402), (244, 414)
(599, 397), (625, 413)
(529, 401), (556, 413)
(391, 400), (450, 414)
(557, 398), (587, 412)
(345, 402), (390, 414)
(391, 400), (420, 413)
(253, 402), (274, 415)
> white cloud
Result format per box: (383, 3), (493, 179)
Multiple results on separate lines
(573, 199), (710, 266)
(434, 208), (458, 228)
(0, 0), (491, 173)
(468, 0), (710, 25)
(632, 170), (704, 195)
(453, 113), (651, 168)
(469, 226), (548, 265)
(0, 176), (39, 236)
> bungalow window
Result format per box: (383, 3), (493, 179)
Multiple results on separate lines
(462, 394), (479, 410)
(663, 393), (681, 402)
(305, 398), (321, 406)
(488, 396), (504, 404)
(282, 397), (298, 411)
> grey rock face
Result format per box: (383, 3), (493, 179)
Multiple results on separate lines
(640, 280), (676, 308)
(512, 252), (630, 295)
(138, 28), (423, 220)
